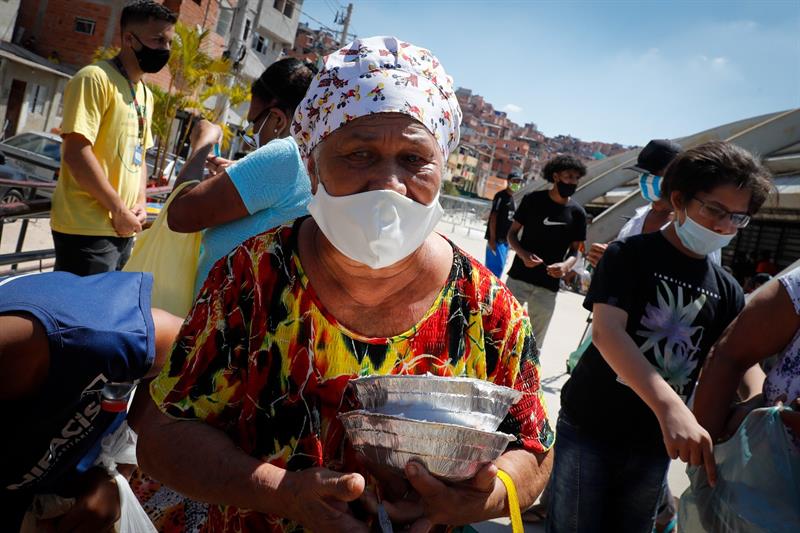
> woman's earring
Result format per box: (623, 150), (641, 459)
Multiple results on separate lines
(274, 128), (279, 133)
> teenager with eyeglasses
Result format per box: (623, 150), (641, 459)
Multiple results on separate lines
(165, 57), (315, 295)
(547, 140), (773, 532)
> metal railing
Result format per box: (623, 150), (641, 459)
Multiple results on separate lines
(1, 179), (173, 274)
(439, 194), (491, 238)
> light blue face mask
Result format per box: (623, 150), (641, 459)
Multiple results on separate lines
(639, 173), (662, 202)
(675, 210), (735, 256)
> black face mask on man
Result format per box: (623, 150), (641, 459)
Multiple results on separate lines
(556, 181), (577, 198)
(131, 33), (170, 73)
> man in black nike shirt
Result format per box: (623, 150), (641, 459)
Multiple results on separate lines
(507, 155), (587, 344)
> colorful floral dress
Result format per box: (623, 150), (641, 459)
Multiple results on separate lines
(142, 218), (554, 532)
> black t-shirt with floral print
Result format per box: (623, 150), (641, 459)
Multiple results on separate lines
(561, 231), (744, 451)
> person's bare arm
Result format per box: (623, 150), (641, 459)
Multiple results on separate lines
(135, 399), (368, 532)
(592, 303), (717, 484)
(172, 120), (221, 190)
(694, 278), (799, 441)
(507, 221), (542, 268)
(62, 133), (140, 236)
(132, 163), (148, 225)
(487, 212), (498, 251)
(0, 314), (49, 401)
(738, 364), (767, 402)
(587, 242), (609, 267)
(547, 240), (581, 279)
(167, 120), (248, 233)
(167, 171), (249, 232)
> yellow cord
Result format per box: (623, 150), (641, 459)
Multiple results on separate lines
(496, 469), (524, 533)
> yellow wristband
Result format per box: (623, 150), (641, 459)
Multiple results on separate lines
(496, 469), (523, 533)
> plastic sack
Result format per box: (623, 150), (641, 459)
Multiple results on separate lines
(123, 181), (202, 317)
(95, 421), (157, 533)
(679, 407), (800, 532)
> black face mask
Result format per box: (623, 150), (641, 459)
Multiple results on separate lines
(131, 33), (170, 73)
(557, 181), (577, 198)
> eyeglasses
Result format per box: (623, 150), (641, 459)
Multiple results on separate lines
(691, 197), (751, 228)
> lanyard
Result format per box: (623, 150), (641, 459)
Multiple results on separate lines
(111, 57), (146, 146)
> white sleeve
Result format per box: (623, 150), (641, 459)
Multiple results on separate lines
(779, 266), (800, 315)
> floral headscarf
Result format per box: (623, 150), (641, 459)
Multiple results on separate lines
(292, 35), (462, 159)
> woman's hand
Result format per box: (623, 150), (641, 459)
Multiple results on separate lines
(658, 401), (717, 486)
(778, 397), (800, 435)
(362, 462), (507, 531)
(283, 467), (368, 533)
(190, 119), (223, 149)
(205, 155), (235, 176)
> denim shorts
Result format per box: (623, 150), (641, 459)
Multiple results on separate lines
(546, 412), (670, 532)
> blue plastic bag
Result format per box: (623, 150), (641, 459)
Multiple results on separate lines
(679, 407), (800, 532)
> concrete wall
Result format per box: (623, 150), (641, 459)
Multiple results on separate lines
(257, 0), (302, 51)
(0, 0), (21, 42)
(0, 59), (66, 136)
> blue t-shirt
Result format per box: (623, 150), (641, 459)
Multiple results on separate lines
(0, 272), (154, 528)
(195, 136), (311, 294)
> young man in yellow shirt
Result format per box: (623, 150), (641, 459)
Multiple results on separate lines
(51, 1), (176, 275)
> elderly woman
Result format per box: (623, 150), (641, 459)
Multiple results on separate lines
(134, 36), (553, 532)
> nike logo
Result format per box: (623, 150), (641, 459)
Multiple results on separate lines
(542, 217), (568, 226)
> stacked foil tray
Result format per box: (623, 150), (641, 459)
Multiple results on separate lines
(340, 375), (521, 481)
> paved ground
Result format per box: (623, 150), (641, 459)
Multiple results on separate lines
(0, 217), (690, 531)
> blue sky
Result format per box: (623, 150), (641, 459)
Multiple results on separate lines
(299, 0), (800, 147)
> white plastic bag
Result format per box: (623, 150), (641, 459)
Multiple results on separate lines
(679, 407), (800, 532)
(95, 422), (157, 533)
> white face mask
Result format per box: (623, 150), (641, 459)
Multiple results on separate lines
(308, 183), (443, 269)
(674, 210), (735, 256)
(243, 112), (273, 149)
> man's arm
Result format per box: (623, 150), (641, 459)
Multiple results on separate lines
(546, 240), (582, 279)
(487, 212), (498, 250)
(131, 163), (148, 225)
(62, 133), (141, 236)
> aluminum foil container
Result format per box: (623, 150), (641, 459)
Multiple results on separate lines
(350, 375), (522, 431)
(339, 410), (515, 481)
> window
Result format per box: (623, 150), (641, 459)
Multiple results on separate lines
(74, 17), (96, 35)
(28, 84), (48, 115)
(273, 0), (294, 16)
(251, 32), (268, 55)
(243, 18), (251, 41)
(215, 3), (233, 38)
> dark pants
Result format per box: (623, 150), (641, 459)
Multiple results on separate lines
(52, 231), (133, 275)
(546, 412), (670, 533)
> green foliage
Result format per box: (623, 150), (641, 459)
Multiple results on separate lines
(442, 181), (461, 196)
(92, 46), (120, 63)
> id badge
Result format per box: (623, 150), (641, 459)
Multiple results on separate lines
(133, 144), (143, 166)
